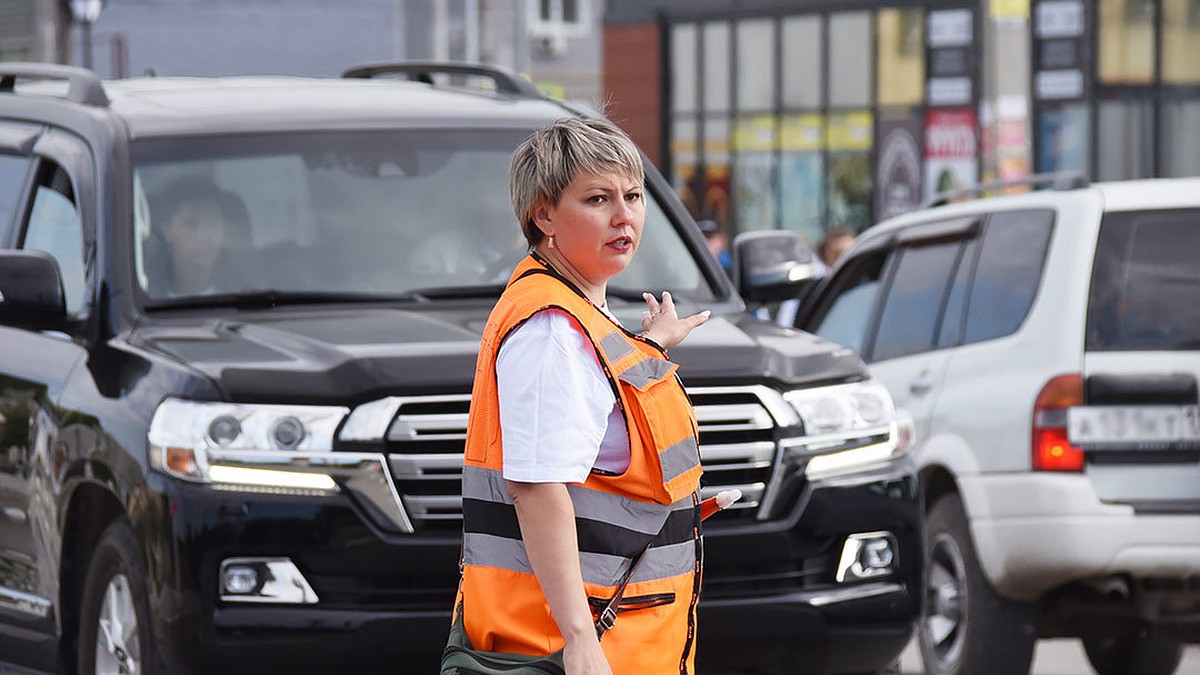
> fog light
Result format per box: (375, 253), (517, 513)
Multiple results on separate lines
(221, 565), (259, 595)
(218, 557), (319, 604)
(835, 532), (898, 582)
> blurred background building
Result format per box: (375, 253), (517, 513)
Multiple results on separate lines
(604, 0), (1200, 249)
(3, 0), (1198, 248)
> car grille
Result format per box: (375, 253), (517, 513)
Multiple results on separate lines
(377, 387), (783, 533)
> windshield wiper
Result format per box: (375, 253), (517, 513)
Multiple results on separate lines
(144, 289), (428, 311)
(402, 284), (507, 300)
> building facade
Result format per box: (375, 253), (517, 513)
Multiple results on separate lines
(603, 0), (1200, 249)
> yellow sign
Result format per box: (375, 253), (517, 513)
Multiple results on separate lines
(781, 114), (824, 152)
(990, 0), (1029, 21)
(827, 111), (874, 151)
(732, 115), (778, 152)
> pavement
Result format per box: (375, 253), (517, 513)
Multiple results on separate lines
(897, 637), (1200, 674)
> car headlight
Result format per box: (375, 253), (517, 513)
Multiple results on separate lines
(784, 380), (895, 439)
(782, 382), (912, 479)
(148, 398), (348, 490)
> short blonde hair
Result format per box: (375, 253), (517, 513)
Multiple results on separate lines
(509, 117), (645, 247)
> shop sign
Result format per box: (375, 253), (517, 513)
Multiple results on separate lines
(1036, 0), (1084, 39)
(876, 115), (924, 219)
(928, 9), (973, 48)
(924, 108), (978, 199)
(827, 112), (874, 152)
(732, 115), (778, 152)
(928, 77), (973, 106)
(781, 114), (824, 152)
(1036, 69), (1085, 100)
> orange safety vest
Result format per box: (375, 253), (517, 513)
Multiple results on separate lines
(458, 255), (704, 675)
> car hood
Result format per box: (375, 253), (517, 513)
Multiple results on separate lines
(126, 305), (865, 404)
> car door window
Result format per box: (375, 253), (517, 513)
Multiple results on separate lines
(936, 237), (980, 348)
(870, 240), (962, 361)
(0, 154), (33, 243)
(20, 161), (86, 316)
(962, 209), (1054, 345)
(808, 251), (889, 353)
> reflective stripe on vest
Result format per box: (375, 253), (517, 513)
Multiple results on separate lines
(462, 465), (698, 586)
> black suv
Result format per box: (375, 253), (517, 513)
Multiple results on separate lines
(0, 62), (920, 675)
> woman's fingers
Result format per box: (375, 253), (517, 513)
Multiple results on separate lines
(641, 292), (660, 316)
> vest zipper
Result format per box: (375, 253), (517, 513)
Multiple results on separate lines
(587, 591), (677, 615)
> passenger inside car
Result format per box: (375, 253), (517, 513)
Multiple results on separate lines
(146, 175), (231, 297)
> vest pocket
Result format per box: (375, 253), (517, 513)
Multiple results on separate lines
(588, 591), (677, 616)
(616, 358), (701, 501)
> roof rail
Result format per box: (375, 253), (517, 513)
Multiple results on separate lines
(922, 171), (1089, 209)
(0, 62), (109, 107)
(341, 61), (542, 97)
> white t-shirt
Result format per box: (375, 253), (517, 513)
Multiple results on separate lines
(497, 309), (631, 483)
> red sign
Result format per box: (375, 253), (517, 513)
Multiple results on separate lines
(924, 109), (978, 159)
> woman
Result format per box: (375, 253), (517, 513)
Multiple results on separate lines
(457, 117), (711, 675)
(149, 175), (228, 296)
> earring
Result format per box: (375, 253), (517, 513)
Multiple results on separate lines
(547, 235), (556, 250)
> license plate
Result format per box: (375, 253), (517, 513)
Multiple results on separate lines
(1067, 405), (1200, 448)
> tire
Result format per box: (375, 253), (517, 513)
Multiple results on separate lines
(77, 520), (162, 675)
(918, 494), (1035, 675)
(1083, 625), (1183, 675)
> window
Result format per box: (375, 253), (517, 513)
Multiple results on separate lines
(1036, 103), (1090, 174)
(936, 238), (980, 348)
(1098, 0), (1156, 84)
(21, 162), (86, 316)
(829, 12), (872, 107)
(703, 22), (731, 114)
(736, 19), (775, 111)
(671, 24), (698, 114)
(876, 8), (925, 107)
(131, 131), (718, 304)
(1087, 209), (1200, 351)
(1097, 99), (1154, 180)
(1163, 0), (1200, 84)
(0, 154), (32, 243)
(962, 210), (1054, 344)
(871, 241), (961, 361)
(533, 0), (586, 30)
(809, 251), (888, 353)
(781, 16), (823, 109)
(1161, 99), (1200, 177)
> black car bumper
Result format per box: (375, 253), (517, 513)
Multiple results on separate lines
(149, 457), (921, 675)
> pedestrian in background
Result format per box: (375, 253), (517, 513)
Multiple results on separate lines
(698, 218), (733, 276)
(775, 227), (857, 327)
(453, 117), (711, 675)
(816, 226), (855, 274)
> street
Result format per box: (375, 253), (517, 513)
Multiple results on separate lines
(896, 638), (1200, 674)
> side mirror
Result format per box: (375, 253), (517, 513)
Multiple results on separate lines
(0, 250), (67, 328)
(732, 230), (819, 304)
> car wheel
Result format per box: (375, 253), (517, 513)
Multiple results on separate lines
(918, 494), (1035, 675)
(1083, 626), (1183, 675)
(77, 520), (161, 675)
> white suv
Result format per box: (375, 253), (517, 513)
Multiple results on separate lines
(794, 176), (1200, 675)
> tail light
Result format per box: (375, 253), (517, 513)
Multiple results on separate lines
(1032, 374), (1085, 472)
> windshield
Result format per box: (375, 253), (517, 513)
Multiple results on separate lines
(1086, 208), (1200, 351)
(131, 130), (715, 306)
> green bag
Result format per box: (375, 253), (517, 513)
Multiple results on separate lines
(440, 539), (653, 675)
(439, 603), (566, 675)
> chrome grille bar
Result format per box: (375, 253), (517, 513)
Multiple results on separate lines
(355, 386), (785, 529)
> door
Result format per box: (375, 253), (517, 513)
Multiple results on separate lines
(801, 217), (981, 445)
(0, 132), (92, 670)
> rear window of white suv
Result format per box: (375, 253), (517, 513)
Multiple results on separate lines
(1086, 209), (1200, 351)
